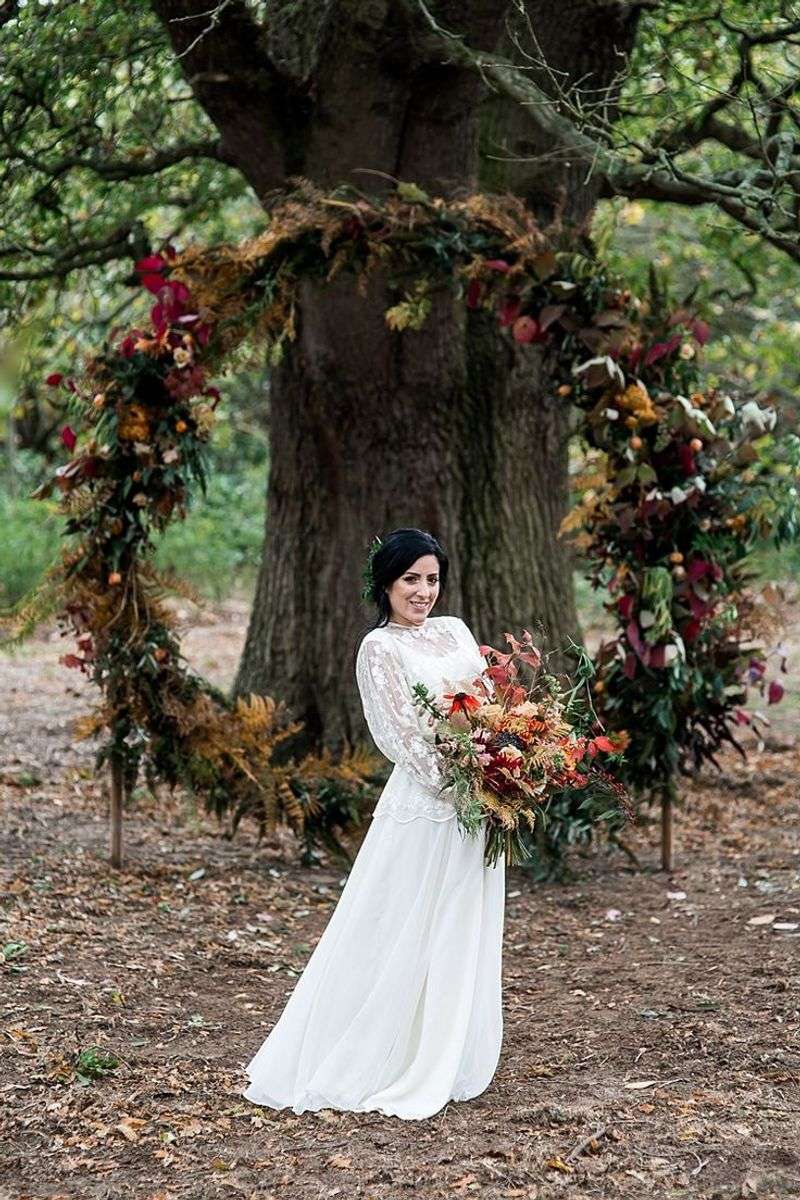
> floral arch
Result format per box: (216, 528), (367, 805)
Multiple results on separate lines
(15, 180), (797, 869)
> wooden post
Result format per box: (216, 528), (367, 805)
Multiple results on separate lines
(110, 758), (124, 869)
(661, 780), (674, 873)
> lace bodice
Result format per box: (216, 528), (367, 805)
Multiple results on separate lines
(355, 615), (489, 822)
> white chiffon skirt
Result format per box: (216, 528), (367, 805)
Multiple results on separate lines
(243, 810), (505, 1120)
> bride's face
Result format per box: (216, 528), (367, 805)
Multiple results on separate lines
(386, 554), (440, 626)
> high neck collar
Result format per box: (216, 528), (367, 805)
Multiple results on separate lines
(387, 619), (428, 636)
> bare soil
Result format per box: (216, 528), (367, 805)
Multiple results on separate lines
(1, 602), (799, 1200)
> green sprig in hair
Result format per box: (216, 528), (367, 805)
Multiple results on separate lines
(360, 534), (383, 603)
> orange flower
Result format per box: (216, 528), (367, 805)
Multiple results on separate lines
(117, 402), (150, 442)
(175, 420), (188, 434)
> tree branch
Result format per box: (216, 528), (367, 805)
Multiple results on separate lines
(10, 138), (228, 184)
(150, 0), (310, 196)
(0, 224), (143, 282)
(409, 0), (800, 262)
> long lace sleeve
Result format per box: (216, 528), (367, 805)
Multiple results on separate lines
(355, 636), (447, 795)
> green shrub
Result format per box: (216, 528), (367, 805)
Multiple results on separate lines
(154, 463), (267, 599)
(0, 460), (268, 607)
(0, 494), (62, 606)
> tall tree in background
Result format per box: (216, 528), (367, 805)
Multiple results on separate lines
(2, 1), (799, 751)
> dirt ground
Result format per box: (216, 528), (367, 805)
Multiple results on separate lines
(1, 602), (799, 1200)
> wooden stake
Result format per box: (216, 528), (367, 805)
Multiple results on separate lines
(110, 758), (123, 869)
(661, 783), (673, 873)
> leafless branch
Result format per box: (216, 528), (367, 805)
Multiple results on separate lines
(408, 0), (800, 262)
(0, 225), (140, 282)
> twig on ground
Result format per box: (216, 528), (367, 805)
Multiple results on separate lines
(566, 1123), (608, 1162)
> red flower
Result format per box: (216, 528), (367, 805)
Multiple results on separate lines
(45, 372), (63, 387)
(767, 680), (785, 705)
(485, 258), (510, 273)
(686, 557), (709, 581)
(60, 426), (77, 452)
(617, 594), (634, 620)
(444, 691), (482, 717)
(593, 731), (629, 753)
(150, 279), (192, 334)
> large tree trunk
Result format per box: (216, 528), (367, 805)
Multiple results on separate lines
(156, 0), (643, 754)
(233, 271), (577, 753)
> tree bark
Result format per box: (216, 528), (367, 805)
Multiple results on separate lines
(155, 1), (643, 753)
(233, 272), (577, 754)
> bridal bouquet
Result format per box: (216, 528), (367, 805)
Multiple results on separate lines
(412, 631), (634, 867)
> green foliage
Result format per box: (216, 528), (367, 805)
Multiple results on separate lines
(155, 463), (267, 600)
(74, 1046), (120, 1085)
(1, 941), (28, 963)
(595, 198), (800, 427)
(0, 2), (251, 309)
(0, 0), (262, 467)
(0, 456), (267, 605)
(0, 494), (63, 606)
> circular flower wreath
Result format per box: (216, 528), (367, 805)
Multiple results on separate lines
(16, 179), (799, 854)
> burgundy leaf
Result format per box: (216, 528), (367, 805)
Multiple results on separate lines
(140, 273), (167, 295)
(538, 304), (567, 331)
(648, 644), (667, 669)
(135, 254), (166, 274)
(691, 318), (710, 345)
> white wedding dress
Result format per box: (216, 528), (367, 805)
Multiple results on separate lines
(243, 614), (505, 1120)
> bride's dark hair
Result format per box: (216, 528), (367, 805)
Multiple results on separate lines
(365, 527), (449, 630)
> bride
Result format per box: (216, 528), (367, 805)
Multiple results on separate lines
(243, 527), (505, 1120)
